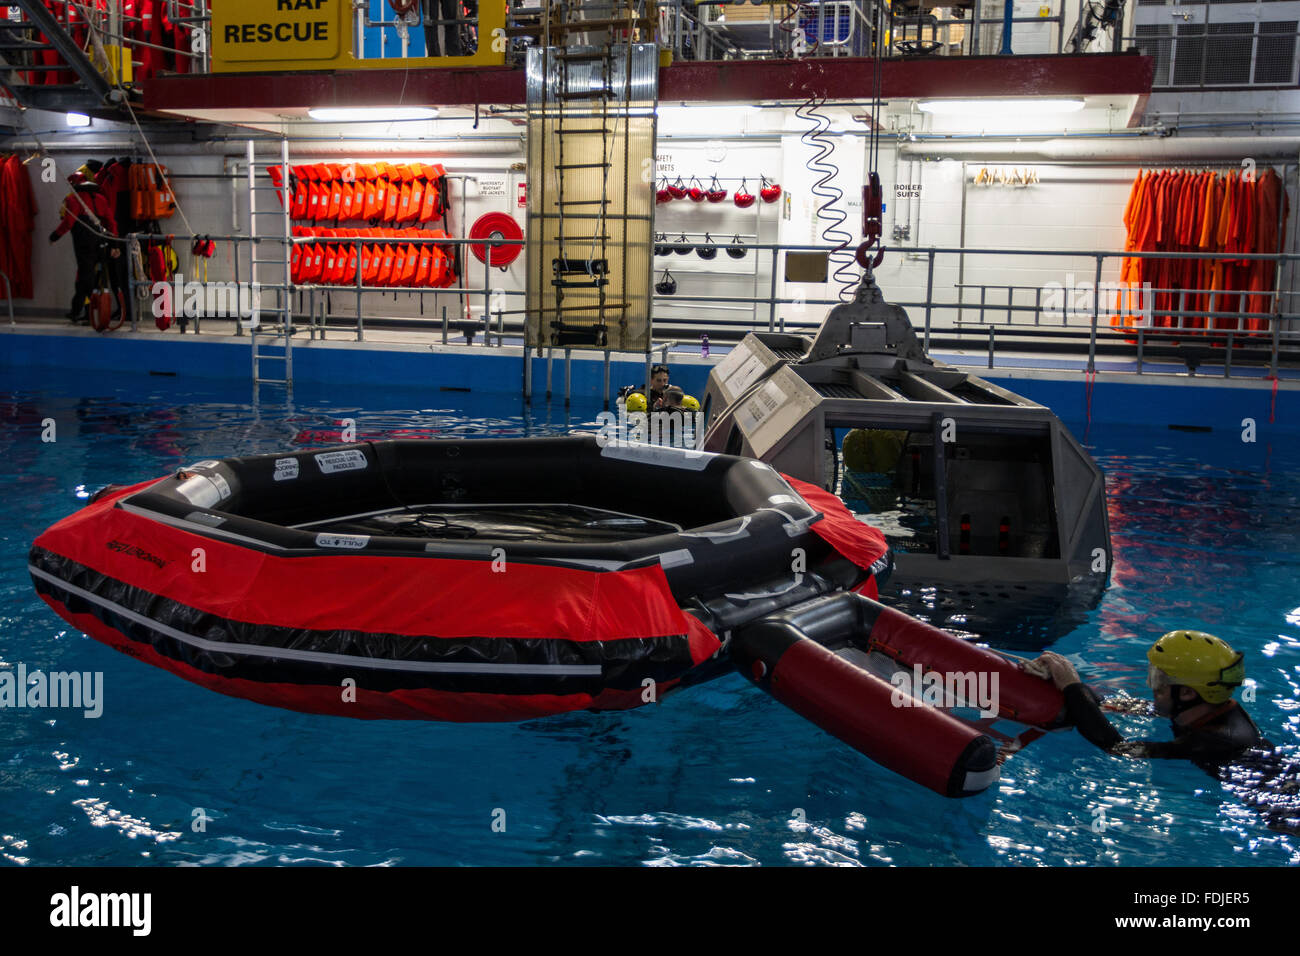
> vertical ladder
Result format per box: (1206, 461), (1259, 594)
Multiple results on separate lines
(247, 137), (294, 388)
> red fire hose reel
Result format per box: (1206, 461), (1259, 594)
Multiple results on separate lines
(469, 212), (524, 268)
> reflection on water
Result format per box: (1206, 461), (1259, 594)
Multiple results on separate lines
(1, 370), (1298, 865)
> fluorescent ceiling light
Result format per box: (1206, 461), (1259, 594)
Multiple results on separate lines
(665, 103), (760, 117)
(307, 106), (439, 122)
(66, 112), (90, 127)
(659, 103), (762, 131)
(918, 98), (1085, 116)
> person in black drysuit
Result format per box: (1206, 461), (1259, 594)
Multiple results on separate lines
(422, 0), (478, 57)
(48, 169), (120, 325)
(1034, 633), (1299, 835)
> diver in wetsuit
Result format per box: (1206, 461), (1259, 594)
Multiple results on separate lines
(1035, 632), (1300, 835)
(1034, 631), (1265, 768)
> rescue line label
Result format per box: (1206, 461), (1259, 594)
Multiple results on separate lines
(212, 0), (343, 64)
(314, 449), (368, 474)
(315, 533), (369, 550)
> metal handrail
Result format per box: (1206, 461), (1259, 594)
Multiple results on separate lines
(90, 232), (1300, 378)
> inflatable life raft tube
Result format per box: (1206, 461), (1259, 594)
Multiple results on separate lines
(29, 438), (888, 723)
(731, 593), (1067, 797)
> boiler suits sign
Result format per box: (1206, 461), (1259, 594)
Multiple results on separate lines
(212, 0), (346, 70)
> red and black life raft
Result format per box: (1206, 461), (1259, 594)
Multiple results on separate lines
(29, 436), (1065, 797)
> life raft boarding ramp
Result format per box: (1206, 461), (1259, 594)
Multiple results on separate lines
(726, 587), (1068, 798)
(701, 273), (1112, 592)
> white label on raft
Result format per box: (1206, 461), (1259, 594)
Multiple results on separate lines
(174, 476), (221, 509)
(189, 460), (221, 470)
(273, 458), (300, 481)
(768, 494), (797, 506)
(658, 549), (695, 569)
(314, 449), (368, 474)
(185, 511), (226, 527)
(207, 471), (232, 501)
(599, 441), (714, 471)
(735, 381), (787, 434)
(315, 533), (370, 550)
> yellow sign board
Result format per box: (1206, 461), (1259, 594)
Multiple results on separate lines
(212, 0), (346, 66)
(212, 0), (507, 73)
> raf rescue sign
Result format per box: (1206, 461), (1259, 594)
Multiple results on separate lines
(212, 0), (345, 69)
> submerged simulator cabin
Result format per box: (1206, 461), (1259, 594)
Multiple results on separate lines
(701, 278), (1112, 600)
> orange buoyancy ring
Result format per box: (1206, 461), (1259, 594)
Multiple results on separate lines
(469, 212), (524, 268)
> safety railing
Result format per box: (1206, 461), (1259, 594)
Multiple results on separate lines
(100, 233), (1300, 381)
(0, 1), (208, 87)
(1124, 26), (1300, 89)
(18, 0), (1137, 84)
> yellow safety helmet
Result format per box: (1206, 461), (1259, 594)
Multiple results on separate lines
(625, 392), (648, 413)
(1146, 630), (1245, 704)
(681, 394), (700, 412)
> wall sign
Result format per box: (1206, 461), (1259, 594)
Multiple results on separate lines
(211, 0), (506, 73)
(212, 0), (345, 66)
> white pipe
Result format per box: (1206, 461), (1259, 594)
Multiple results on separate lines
(0, 137), (524, 156)
(901, 135), (1300, 163)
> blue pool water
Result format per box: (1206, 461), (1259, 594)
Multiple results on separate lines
(1, 368), (1297, 866)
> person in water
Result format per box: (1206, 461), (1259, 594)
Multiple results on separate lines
(1033, 631), (1266, 769)
(1034, 632), (1300, 835)
(619, 365), (674, 410)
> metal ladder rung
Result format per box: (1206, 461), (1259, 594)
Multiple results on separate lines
(533, 303), (628, 314)
(556, 199), (610, 206)
(554, 162), (613, 170)
(551, 279), (609, 288)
